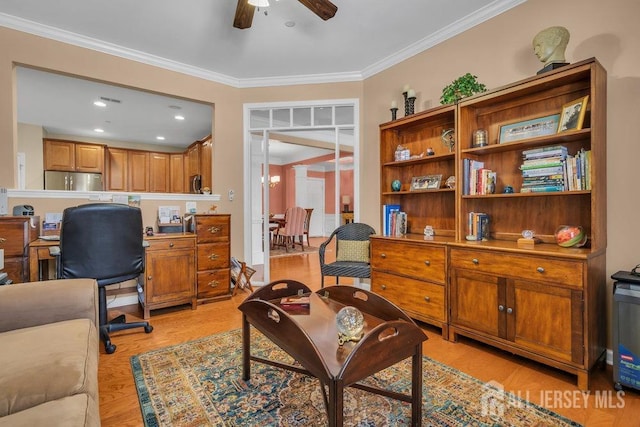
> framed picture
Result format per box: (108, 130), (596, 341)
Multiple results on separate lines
(557, 95), (589, 133)
(411, 174), (442, 191)
(498, 114), (561, 144)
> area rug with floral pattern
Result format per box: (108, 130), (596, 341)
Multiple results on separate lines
(131, 328), (581, 426)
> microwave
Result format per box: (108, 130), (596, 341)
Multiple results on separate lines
(190, 174), (202, 194)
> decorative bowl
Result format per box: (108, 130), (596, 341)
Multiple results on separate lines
(391, 180), (402, 192)
(554, 225), (587, 248)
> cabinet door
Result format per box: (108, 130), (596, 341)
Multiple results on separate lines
(146, 248), (195, 304)
(187, 143), (200, 178)
(449, 268), (502, 338)
(43, 140), (75, 171)
(75, 143), (104, 172)
(107, 148), (128, 191)
(508, 279), (584, 365)
(128, 151), (149, 192)
(170, 153), (185, 193)
(149, 152), (170, 193)
(200, 137), (212, 190)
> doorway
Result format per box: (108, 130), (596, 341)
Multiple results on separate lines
(243, 100), (359, 284)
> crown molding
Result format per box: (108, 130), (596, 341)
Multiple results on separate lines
(1, 0), (525, 88)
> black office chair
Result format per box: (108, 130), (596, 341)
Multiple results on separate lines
(319, 222), (376, 287)
(56, 203), (153, 354)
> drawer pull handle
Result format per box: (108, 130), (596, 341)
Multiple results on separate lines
(498, 304), (504, 312)
(472, 258), (479, 265)
(209, 253), (219, 260)
(208, 281), (219, 288)
(536, 266), (545, 273)
(381, 284), (387, 290)
(0, 237), (6, 244)
(507, 307), (513, 314)
(209, 226), (220, 234)
(424, 260), (431, 266)
(147, 275), (152, 280)
(169, 242), (174, 248)
(380, 253), (387, 259)
(424, 296), (430, 302)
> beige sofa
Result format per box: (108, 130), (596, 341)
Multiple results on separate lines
(0, 279), (100, 427)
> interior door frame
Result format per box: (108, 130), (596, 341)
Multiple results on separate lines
(242, 99), (360, 284)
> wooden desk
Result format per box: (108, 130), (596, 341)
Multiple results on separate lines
(28, 239), (58, 282)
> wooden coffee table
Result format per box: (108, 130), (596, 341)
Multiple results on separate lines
(239, 280), (428, 426)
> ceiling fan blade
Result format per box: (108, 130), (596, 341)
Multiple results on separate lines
(233, 0), (255, 29)
(298, 0), (337, 21)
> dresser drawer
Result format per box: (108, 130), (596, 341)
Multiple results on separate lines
(197, 270), (230, 298)
(145, 237), (195, 252)
(197, 243), (230, 270)
(371, 239), (446, 284)
(372, 270), (445, 322)
(195, 216), (230, 244)
(449, 248), (584, 288)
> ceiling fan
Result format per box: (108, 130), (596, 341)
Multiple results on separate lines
(233, 0), (338, 29)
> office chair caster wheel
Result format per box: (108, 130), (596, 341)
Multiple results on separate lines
(105, 343), (116, 354)
(145, 325), (154, 333)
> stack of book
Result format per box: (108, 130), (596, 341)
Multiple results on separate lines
(462, 159), (496, 195)
(466, 212), (490, 241)
(382, 204), (406, 236)
(520, 145), (568, 193)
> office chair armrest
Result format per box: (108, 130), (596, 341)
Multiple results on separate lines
(0, 278), (99, 333)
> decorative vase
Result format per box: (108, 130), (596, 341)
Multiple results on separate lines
(391, 180), (402, 192)
(554, 225), (587, 248)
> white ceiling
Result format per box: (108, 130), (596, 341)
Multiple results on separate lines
(3, 0), (524, 148)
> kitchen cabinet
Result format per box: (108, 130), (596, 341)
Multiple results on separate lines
(170, 153), (185, 193)
(141, 234), (196, 319)
(193, 214), (231, 303)
(200, 135), (212, 190)
(106, 147), (128, 191)
(44, 139), (104, 173)
(0, 216), (39, 283)
(149, 152), (170, 193)
(128, 150), (149, 193)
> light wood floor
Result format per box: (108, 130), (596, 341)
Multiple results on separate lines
(99, 237), (638, 426)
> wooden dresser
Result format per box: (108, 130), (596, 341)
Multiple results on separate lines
(193, 214), (231, 304)
(0, 216), (40, 283)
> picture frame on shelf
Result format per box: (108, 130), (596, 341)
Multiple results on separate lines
(411, 174), (442, 191)
(558, 95), (589, 133)
(498, 114), (561, 144)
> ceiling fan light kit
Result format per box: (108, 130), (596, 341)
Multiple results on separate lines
(234, 0), (337, 29)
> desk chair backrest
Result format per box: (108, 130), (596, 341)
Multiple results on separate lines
(59, 203), (144, 286)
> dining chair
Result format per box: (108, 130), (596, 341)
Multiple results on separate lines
(274, 206), (307, 252)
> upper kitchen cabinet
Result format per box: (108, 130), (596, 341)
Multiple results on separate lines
(44, 139), (104, 173)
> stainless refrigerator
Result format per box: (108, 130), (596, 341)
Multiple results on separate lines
(44, 171), (103, 191)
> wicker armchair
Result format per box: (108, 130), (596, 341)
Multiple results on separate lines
(319, 222), (376, 287)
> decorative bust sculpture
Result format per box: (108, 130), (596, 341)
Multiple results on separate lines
(532, 26), (570, 74)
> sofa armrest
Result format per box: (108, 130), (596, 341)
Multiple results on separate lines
(0, 279), (99, 333)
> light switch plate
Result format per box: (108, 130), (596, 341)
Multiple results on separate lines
(228, 189), (234, 201)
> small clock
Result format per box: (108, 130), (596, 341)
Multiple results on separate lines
(521, 229), (535, 239)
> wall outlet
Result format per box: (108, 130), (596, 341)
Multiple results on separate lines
(0, 188), (7, 215)
(228, 189), (234, 201)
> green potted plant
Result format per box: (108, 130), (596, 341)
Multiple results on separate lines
(440, 73), (487, 105)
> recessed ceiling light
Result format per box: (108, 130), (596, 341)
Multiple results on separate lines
(168, 105), (182, 110)
(285, 21), (296, 28)
(94, 128), (104, 133)
(156, 136), (165, 140)
(174, 115), (185, 121)
(93, 101), (107, 107)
